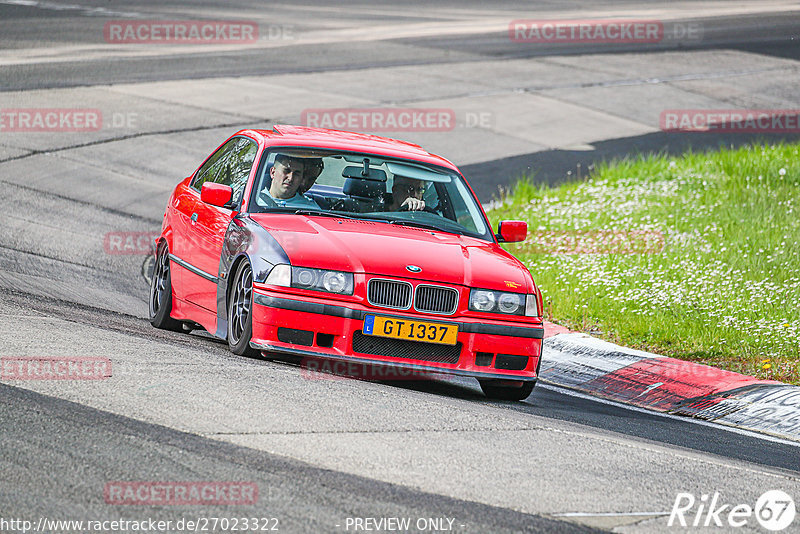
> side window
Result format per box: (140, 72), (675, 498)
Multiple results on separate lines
(422, 181), (440, 209)
(193, 139), (234, 191)
(192, 137), (258, 202)
(229, 138), (258, 206)
(449, 178), (487, 234)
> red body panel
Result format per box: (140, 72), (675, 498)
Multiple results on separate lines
(166, 181), (197, 299)
(157, 125), (544, 381)
(250, 214), (532, 292)
(184, 199), (230, 312)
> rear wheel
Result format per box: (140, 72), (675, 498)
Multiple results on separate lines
(479, 379), (535, 401)
(149, 242), (182, 331)
(228, 261), (259, 357)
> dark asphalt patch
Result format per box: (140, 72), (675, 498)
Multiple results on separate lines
(0, 382), (599, 534)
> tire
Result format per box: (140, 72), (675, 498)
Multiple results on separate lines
(227, 260), (259, 357)
(149, 242), (182, 331)
(479, 379), (535, 401)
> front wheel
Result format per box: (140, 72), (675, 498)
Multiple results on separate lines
(479, 379), (535, 401)
(149, 242), (182, 331)
(227, 261), (259, 357)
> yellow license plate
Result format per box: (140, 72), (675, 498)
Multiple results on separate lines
(363, 315), (458, 346)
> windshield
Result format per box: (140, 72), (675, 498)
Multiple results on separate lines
(247, 149), (492, 240)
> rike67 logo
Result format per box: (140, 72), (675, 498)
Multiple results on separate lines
(669, 490), (795, 531)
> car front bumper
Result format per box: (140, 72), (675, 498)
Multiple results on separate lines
(251, 292), (543, 381)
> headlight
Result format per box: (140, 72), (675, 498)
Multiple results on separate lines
(292, 266), (353, 295)
(470, 290), (496, 312)
(497, 293), (522, 314)
(469, 289), (536, 316)
(322, 271), (348, 293)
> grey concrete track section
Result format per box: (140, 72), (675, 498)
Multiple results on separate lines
(2, 1), (799, 197)
(2, 291), (799, 533)
(1, 2), (800, 532)
(2, 382), (596, 534)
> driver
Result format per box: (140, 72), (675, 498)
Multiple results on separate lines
(261, 154), (319, 208)
(387, 175), (426, 211)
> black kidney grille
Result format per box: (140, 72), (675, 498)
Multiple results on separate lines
(352, 331), (461, 364)
(367, 279), (412, 309)
(414, 285), (459, 314)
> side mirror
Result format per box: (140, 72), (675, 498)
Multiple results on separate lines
(201, 182), (233, 208)
(497, 220), (527, 243)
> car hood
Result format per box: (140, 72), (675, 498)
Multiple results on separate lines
(249, 214), (532, 292)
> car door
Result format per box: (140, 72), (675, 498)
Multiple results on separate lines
(166, 178), (199, 301)
(184, 136), (259, 313)
(173, 139), (233, 306)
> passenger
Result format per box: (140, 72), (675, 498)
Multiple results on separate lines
(297, 157), (324, 195)
(262, 155), (319, 208)
(387, 175), (426, 211)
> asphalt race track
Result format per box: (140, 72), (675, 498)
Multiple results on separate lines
(1, 2), (799, 533)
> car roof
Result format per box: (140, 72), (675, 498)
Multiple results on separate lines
(240, 125), (459, 172)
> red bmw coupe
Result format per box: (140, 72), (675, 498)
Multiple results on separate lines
(150, 125), (544, 400)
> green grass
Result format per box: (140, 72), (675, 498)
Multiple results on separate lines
(489, 142), (800, 384)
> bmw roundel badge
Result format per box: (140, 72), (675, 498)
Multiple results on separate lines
(406, 265), (422, 273)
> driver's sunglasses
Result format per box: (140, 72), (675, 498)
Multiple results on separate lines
(400, 184), (425, 195)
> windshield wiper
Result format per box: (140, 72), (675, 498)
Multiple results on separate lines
(293, 209), (356, 219)
(387, 219), (463, 235)
(294, 210), (464, 235)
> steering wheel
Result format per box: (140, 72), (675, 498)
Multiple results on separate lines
(398, 204), (440, 214)
(256, 190), (278, 209)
